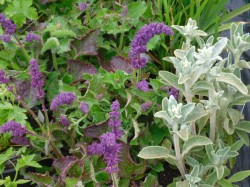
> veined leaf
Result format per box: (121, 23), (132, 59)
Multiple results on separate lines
(51, 30), (76, 38)
(138, 146), (176, 160)
(182, 136), (213, 156)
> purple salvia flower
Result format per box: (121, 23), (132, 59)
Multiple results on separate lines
(0, 34), (11, 42)
(141, 101), (152, 112)
(0, 14), (6, 23)
(60, 115), (70, 127)
(169, 86), (179, 100)
(2, 19), (16, 35)
(136, 80), (150, 92)
(29, 59), (45, 99)
(129, 22), (174, 69)
(78, 2), (87, 11)
(87, 142), (104, 155)
(80, 102), (89, 114)
(50, 92), (75, 110)
(108, 100), (122, 139)
(0, 121), (29, 145)
(26, 33), (41, 42)
(0, 70), (9, 84)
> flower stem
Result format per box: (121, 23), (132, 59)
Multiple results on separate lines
(86, 10), (93, 28)
(13, 34), (30, 64)
(209, 109), (216, 142)
(111, 173), (119, 187)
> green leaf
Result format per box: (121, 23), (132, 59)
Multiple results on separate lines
(42, 37), (60, 53)
(228, 170), (250, 183)
(217, 179), (233, 187)
(236, 130), (249, 146)
(183, 103), (207, 124)
(5, 0), (38, 28)
(159, 71), (185, 92)
(8, 106), (27, 125)
(15, 180), (31, 184)
(128, 1), (147, 20)
(138, 146), (176, 160)
(182, 136), (213, 156)
(191, 81), (214, 95)
(235, 121), (250, 133)
(143, 174), (159, 187)
(216, 72), (248, 95)
(51, 30), (76, 38)
(216, 165), (224, 180)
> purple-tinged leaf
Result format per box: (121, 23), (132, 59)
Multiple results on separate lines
(119, 142), (146, 177)
(83, 120), (109, 138)
(67, 60), (97, 81)
(15, 80), (38, 108)
(98, 52), (113, 72)
(25, 172), (54, 187)
(110, 56), (133, 74)
(53, 156), (78, 182)
(71, 29), (100, 57)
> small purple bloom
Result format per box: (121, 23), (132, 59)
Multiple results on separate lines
(50, 92), (75, 110)
(29, 59), (45, 99)
(60, 115), (70, 127)
(141, 101), (152, 112)
(87, 142), (104, 155)
(97, 94), (103, 100)
(0, 70), (9, 84)
(169, 86), (179, 99)
(129, 22), (174, 69)
(0, 34), (11, 42)
(80, 102), (89, 114)
(0, 121), (29, 145)
(78, 2), (87, 11)
(136, 80), (150, 92)
(26, 33), (41, 42)
(2, 19), (16, 35)
(108, 100), (122, 137)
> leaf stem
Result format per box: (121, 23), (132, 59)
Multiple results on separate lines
(86, 10), (93, 28)
(118, 32), (125, 53)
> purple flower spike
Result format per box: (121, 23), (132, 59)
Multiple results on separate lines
(0, 14), (6, 23)
(100, 132), (122, 173)
(78, 2), (87, 11)
(26, 33), (41, 42)
(129, 22), (173, 69)
(60, 115), (70, 127)
(169, 86), (179, 100)
(80, 102), (89, 114)
(0, 121), (29, 145)
(0, 70), (9, 84)
(141, 101), (152, 112)
(108, 100), (122, 138)
(2, 19), (16, 35)
(29, 59), (45, 99)
(136, 80), (150, 92)
(50, 92), (75, 110)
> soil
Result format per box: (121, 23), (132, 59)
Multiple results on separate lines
(158, 162), (180, 187)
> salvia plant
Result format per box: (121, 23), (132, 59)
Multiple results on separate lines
(0, 0), (250, 186)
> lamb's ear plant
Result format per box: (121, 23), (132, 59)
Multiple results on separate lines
(138, 19), (250, 186)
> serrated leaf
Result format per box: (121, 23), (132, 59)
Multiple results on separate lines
(138, 146), (176, 160)
(110, 56), (133, 74)
(128, 1), (147, 20)
(67, 60), (97, 81)
(182, 136), (213, 156)
(216, 72), (248, 95)
(71, 29), (100, 57)
(228, 170), (250, 183)
(26, 172), (54, 186)
(42, 37), (60, 53)
(51, 30), (76, 38)
(8, 106), (27, 125)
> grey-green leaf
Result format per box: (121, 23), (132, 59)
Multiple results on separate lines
(216, 72), (248, 95)
(182, 136), (213, 156)
(42, 37), (60, 53)
(138, 146), (176, 160)
(159, 71), (185, 92)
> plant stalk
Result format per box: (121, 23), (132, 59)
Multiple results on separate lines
(51, 51), (58, 71)
(209, 109), (216, 142)
(173, 124), (186, 178)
